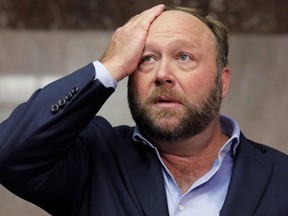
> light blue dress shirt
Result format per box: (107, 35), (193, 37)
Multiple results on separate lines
(93, 61), (241, 216)
(133, 116), (240, 216)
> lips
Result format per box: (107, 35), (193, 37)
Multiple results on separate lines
(153, 96), (182, 107)
(155, 96), (176, 103)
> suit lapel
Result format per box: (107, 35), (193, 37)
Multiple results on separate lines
(220, 134), (274, 216)
(127, 142), (169, 216)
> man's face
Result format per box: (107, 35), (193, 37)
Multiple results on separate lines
(128, 10), (227, 142)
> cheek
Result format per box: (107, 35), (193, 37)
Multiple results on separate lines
(178, 73), (215, 99)
(129, 73), (153, 99)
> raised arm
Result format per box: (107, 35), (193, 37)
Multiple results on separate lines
(0, 5), (164, 215)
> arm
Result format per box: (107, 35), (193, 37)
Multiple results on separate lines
(0, 4), (164, 215)
(0, 63), (115, 214)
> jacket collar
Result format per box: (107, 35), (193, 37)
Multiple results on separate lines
(127, 142), (169, 216)
(220, 133), (274, 216)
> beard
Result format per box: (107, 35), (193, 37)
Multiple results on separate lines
(127, 76), (223, 142)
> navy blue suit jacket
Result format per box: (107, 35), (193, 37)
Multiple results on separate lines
(0, 64), (288, 216)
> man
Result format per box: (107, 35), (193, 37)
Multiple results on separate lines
(0, 4), (288, 216)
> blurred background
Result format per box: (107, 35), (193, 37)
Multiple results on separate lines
(0, 0), (288, 215)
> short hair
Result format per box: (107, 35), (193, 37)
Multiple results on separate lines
(164, 6), (229, 72)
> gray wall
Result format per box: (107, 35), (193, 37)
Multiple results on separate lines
(0, 30), (287, 215)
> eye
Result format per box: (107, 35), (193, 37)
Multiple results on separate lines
(141, 55), (153, 63)
(138, 55), (156, 72)
(178, 53), (192, 61)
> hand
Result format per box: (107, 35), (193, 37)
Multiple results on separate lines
(100, 4), (165, 82)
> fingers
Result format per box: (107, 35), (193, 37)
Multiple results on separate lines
(100, 4), (165, 82)
(127, 4), (165, 31)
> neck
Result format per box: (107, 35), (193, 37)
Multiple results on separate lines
(149, 116), (229, 194)
(151, 115), (228, 157)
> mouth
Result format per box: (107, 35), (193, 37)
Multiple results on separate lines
(153, 96), (182, 108)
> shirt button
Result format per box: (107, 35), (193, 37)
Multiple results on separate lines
(178, 204), (185, 211)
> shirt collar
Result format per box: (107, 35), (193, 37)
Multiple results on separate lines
(220, 115), (240, 155)
(133, 115), (241, 156)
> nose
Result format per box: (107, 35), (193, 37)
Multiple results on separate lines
(154, 61), (175, 87)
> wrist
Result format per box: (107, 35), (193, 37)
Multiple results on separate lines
(100, 59), (127, 83)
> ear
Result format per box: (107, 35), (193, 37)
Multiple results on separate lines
(220, 67), (230, 99)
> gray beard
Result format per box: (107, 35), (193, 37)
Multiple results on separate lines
(127, 77), (223, 142)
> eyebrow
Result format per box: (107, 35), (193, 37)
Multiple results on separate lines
(144, 39), (199, 52)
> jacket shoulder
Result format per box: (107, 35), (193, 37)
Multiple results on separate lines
(242, 135), (288, 180)
(248, 138), (288, 161)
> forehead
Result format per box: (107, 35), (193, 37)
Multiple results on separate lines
(147, 10), (216, 48)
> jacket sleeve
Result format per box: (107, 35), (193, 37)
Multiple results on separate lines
(0, 63), (115, 215)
